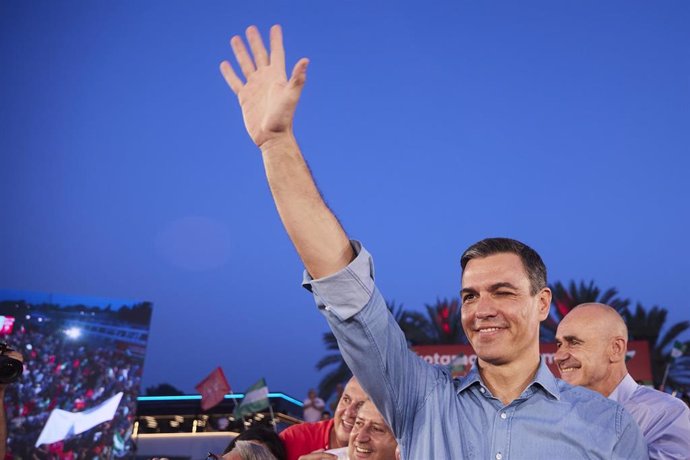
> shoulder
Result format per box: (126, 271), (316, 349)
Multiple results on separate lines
(280, 419), (331, 440)
(556, 380), (630, 422)
(632, 385), (687, 407)
(556, 379), (616, 406)
(626, 385), (690, 420)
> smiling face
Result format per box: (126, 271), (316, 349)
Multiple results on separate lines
(347, 401), (397, 460)
(332, 378), (368, 447)
(460, 253), (551, 368)
(554, 304), (628, 396)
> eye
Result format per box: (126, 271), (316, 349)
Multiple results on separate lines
(555, 342), (562, 348)
(462, 293), (476, 303)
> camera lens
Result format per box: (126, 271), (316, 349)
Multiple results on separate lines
(0, 355), (23, 384)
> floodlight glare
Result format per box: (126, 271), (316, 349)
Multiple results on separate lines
(64, 327), (82, 339)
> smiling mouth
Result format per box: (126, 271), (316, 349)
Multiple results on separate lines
(559, 366), (580, 372)
(355, 445), (372, 454)
(341, 419), (354, 431)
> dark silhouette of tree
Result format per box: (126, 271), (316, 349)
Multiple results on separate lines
(540, 280), (630, 342)
(621, 303), (690, 389)
(146, 383), (185, 396)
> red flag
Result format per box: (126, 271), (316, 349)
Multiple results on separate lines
(195, 367), (231, 411)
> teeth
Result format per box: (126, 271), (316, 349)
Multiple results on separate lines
(559, 367), (578, 372)
(356, 446), (372, 453)
(479, 327), (501, 332)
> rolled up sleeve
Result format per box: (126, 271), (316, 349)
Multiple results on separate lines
(302, 240), (375, 321)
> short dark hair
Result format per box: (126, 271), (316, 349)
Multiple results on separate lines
(223, 426), (286, 460)
(460, 238), (547, 295)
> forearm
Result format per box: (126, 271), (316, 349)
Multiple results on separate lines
(261, 134), (353, 279)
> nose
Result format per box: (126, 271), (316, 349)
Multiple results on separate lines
(554, 346), (568, 363)
(474, 296), (497, 319)
(355, 424), (371, 442)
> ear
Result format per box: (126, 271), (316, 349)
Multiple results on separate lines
(609, 336), (627, 363)
(536, 287), (552, 321)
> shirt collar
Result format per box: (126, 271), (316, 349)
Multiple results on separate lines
(457, 358), (561, 400)
(608, 373), (637, 404)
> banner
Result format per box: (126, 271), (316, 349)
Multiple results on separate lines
(196, 367), (231, 411)
(412, 340), (653, 382)
(35, 392), (123, 447)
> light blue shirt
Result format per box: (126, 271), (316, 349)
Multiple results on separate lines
(304, 242), (648, 459)
(609, 373), (690, 459)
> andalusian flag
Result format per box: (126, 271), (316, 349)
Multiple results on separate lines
(670, 341), (686, 359)
(234, 378), (270, 418)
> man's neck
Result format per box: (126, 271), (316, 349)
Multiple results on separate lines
(328, 421), (344, 449)
(477, 356), (541, 406)
(591, 365), (628, 398)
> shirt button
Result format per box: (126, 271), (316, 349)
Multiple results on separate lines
(500, 412), (507, 420)
(496, 453), (503, 460)
(479, 387), (486, 393)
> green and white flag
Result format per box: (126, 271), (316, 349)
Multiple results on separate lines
(234, 378), (270, 418)
(670, 341), (686, 359)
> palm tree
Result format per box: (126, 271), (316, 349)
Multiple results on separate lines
(621, 303), (690, 389)
(423, 298), (469, 345)
(540, 280), (630, 342)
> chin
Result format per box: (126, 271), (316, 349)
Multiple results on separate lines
(475, 350), (510, 365)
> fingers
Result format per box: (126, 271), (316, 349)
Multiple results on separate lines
(219, 61), (243, 94)
(222, 25), (301, 96)
(230, 34), (256, 79)
(246, 25), (269, 67)
(289, 58), (309, 90)
(269, 24), (285, 70)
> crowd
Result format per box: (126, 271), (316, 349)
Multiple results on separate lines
(2, 20), (689, 460)
(1, 315), (144, 458)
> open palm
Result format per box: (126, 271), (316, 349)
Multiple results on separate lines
(220, 25), (309, 148)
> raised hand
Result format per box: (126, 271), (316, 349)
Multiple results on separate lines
(220, 25), (309, 148)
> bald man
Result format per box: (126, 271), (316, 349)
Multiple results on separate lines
(555, 303), (690, 459)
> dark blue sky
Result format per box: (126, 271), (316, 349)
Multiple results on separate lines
(1, 0), (688, 399)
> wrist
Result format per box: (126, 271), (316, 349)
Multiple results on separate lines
(259, 132), (298, 155)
